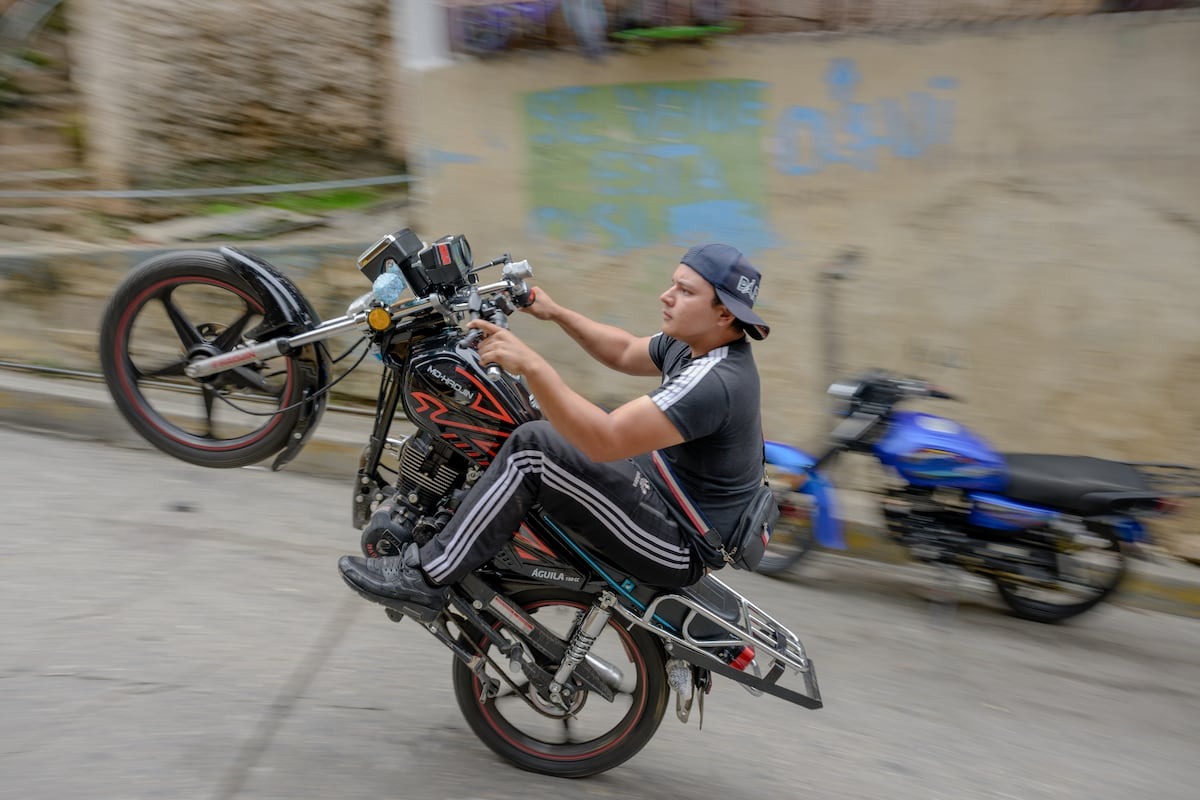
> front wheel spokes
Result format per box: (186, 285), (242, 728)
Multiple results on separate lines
(135, 357), (190, 380)
(227, 365), (280, 395)
(159, 288), (204, 349)
(212, 307), (257, 351)
(200, 384), (217, 438)
(132, 284), (285, 439)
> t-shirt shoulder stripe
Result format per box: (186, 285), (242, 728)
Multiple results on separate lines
(652, 346), (729, 412)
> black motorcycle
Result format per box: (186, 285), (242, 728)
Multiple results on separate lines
(98, 227), (822, 778)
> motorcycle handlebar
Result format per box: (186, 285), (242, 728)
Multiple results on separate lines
(895, 380), (958, 402)
(825, 371), (960, 412)
(185, 263), (532, 380)
(465, 290), (510, 381)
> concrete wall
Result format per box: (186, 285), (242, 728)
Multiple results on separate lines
(404, 11), (1200, 465)
(68, 0), (397, 186)
(0, 11), (1195, 470)
(58, 1), (1116, 186)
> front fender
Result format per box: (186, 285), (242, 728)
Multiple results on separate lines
(764, 440), (844, 550)
(219, 246), (323, 336)
(219, 246), (331, 470)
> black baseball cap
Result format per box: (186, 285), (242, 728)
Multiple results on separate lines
(680, 243), (770, 340)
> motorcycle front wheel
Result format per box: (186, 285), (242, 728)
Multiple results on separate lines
(992, 525), (1126, 623)
(452, 588), (668, 778)
(99, 251), (308, 468)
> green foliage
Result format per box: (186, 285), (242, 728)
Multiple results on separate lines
(267, 188), (384, 214)
(18, 48), (55, 68)
(198, 202), (246, 216)
(192, 187), (387, 218)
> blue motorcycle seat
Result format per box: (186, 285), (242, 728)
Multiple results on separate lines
(1002, 454), (1158, 516)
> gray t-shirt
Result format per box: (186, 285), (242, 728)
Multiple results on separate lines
(639, 333), (765, 546)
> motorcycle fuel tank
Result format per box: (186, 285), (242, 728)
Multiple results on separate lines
(873, 411), (1007, 491)
(401, 331), (540, 467)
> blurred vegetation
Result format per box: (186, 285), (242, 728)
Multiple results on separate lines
(199, 188), (389, 217)
(118, 152), (410, 224)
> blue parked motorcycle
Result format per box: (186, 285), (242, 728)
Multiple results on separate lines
(761, 370), (1197, 623)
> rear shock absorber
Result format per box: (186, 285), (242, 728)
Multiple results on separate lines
(548, 592), (617, 707)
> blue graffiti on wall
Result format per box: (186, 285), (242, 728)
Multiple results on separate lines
(524, 60), (959, 253)
(526, 79), (776, 253)
(774, 59), (958, 176)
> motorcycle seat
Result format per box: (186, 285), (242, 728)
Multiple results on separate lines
(1001, 454), (1159, 516)
(658, 576), (745, 642)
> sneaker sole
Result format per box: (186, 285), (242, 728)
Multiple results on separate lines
(339, 571), (441, 625)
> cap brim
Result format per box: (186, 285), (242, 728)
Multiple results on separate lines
(714, 286), (770, 340)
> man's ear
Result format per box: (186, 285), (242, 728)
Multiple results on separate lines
(716, 305), (736, 327)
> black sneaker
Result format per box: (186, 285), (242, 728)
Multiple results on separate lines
(338, 543), (448, 617)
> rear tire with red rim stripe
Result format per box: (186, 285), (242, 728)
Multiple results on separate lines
(452, 589), (668, 777)
(99, 251), (307, 468)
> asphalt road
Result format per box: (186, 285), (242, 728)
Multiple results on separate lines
(1, 427), (1197, 800)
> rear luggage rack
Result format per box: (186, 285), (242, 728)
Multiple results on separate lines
(615, 575), (822, 709)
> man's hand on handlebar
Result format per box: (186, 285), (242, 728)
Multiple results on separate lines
(468, 318), (541, 378)
(518, 286), (558, 321)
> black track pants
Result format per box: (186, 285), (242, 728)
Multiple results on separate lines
(418, 420), (702, 587)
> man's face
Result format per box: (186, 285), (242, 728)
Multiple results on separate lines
(659, 264), (730, 341)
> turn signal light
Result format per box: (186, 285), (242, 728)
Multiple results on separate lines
(367, 307), (393, 331)
(1156, 498), (1184, 515)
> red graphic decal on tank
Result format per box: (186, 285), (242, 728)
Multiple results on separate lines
(410, 391), (514, 438)
(455, 367), (515, 425)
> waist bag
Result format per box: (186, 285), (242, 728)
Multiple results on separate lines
(650, 451), (780, 571)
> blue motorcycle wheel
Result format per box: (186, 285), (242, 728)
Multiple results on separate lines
(756, 488), (816, 576)
(992, 525), (1126, 624)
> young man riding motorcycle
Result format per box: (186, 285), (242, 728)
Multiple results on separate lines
(337, 243), (771, 609)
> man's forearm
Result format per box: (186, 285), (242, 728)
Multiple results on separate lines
(547, 304), (639, 371)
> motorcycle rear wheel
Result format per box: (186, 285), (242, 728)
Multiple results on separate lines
(992, 526), (1126, 623)
(99, 251), (307, 468)
(452, 588), (668, 778)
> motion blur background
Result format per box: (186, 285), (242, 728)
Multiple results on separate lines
(1, 0), (1198, 558)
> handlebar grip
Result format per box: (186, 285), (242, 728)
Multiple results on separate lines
(512, 286), (536, 308)
(487, 309), (509, 329)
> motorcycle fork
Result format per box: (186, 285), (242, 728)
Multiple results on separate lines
(352, 367), (404, 529)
